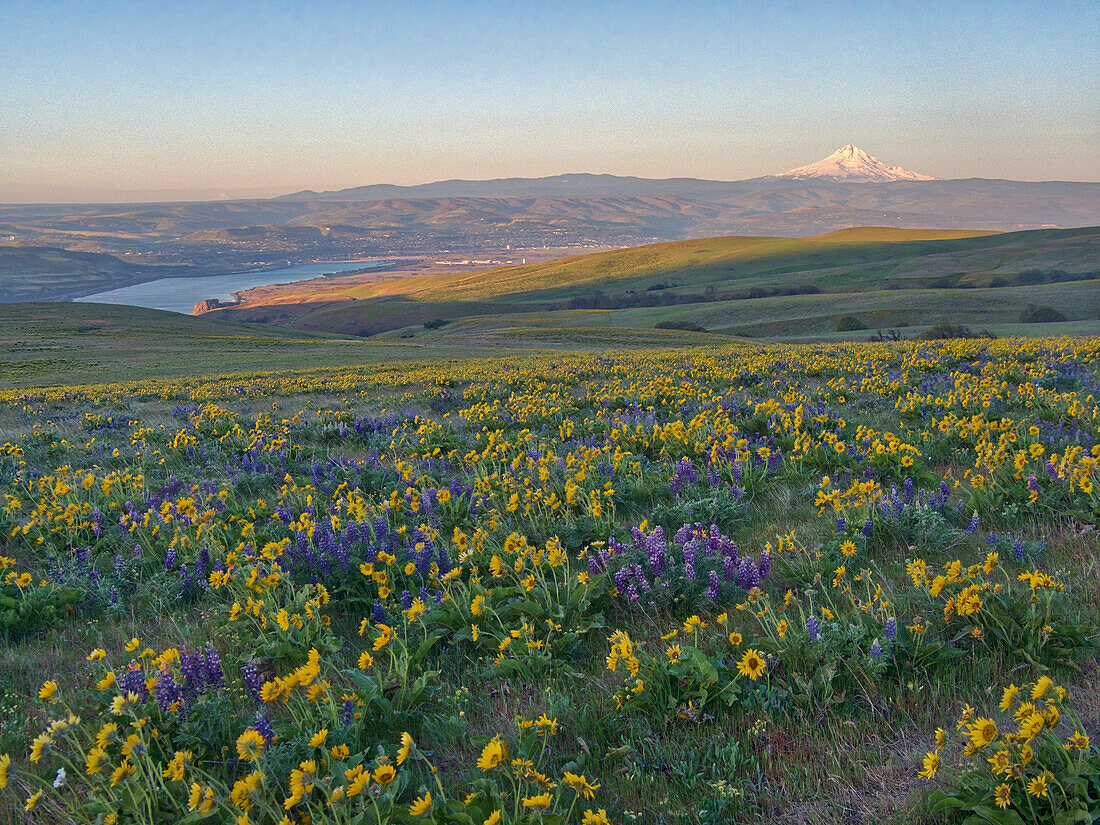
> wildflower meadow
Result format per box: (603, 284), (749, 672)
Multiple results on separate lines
(0, 338), (1097, 823)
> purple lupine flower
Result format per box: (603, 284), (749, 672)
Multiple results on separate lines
(242, 662), (264, 703)
(1028, 474), (1040, 499)
(1046, 460), (1059, 480)
(154, 669), (184, 714)
(253, 713), (276, 743)
(870, 639), (883, 658)
(203, 644), (224, 690)
(613, 567), (631, 593)
(964, 512), (980, 535)
(863, 515), (873, 537)
(806, 615), (821, 641)
(339, 698), (357, 727)
(626, 583), (640, 602)
(884, 617), (896, 642)
(759, 550), (770, 580)
(705, 570), (720, 599)
(723, 553), (738, 582)
(372, 601), (386, 623)
(401, 590), (412, 610)
(164, 547), (177, 572)
(120, 664), (149, 702)
(179, 650), (205, 696)
(836, 517), (845, 534)
(1012, 539), (1025, 561)
(737, 557), (757, 590)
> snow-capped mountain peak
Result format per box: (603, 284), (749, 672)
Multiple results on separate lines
(774, 145), (935, 181)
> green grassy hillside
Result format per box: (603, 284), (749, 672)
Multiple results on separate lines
(0, 303), (454, 387)
(214, 226), (1099, 338)
(0, 246), (187, 301)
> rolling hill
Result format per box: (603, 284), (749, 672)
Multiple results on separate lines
(0, 246), (190, 302)
(205, 226), (1100, 339)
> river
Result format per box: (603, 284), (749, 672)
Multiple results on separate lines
(74, 259), (395, 315)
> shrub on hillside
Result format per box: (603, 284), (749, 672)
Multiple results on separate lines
(655, 320), (707, 332)
(1018, 304), (1067, 323)
(836, 315), (869, 332)
(918, 322), (995, 340)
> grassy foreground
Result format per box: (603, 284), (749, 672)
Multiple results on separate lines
(0, 337), (1098, 824)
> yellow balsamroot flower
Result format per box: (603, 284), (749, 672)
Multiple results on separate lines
(109, 758), (136, 787)
(124, 637), (140, 652)
(1066, 732), (1090, 751)
(187, 782), (216, 813)
(286, 759), (317, 807)
(404, 598), (427, 622)
(1031, 675), (1053, 700)
(986, 749), (1012, 776)
(582, 810), (612, 825)
(1046, 705), (1061, 729)
(409, 791), (432, 815)
(235, 729), (266, 761)
(737, 649), (767, 681)
(482, 812), (502, 825)
(29, 731), (53, 763)
(994, 783), (1011, 809)
(1019, 712), (1046, 742)
(373, 764), (397, 785)
(918, 750), (940, 779)
(25, 790), (43, 811)
(230, 770), (264, 811)
(38, 680), (59, 703)
(728, 631), (742, 646)
(110, 691), (141, 716)
(471, 594), (486, 616)
(966, 718), (997, 750)
(477, 736), (509, 771)
(87, 648), (107, 661)
(999, 684), (1019, 712)
(397, 732), (414, 764)
(0, 753), (8, 789)
(1026, 772), (1050, 797)
(562, 772), (601, 800)
(682, 615), (706, 633)
(522, 792), (552, 810)
(357, 651), (374, 669)
(373, 623), (394, 651)
(308, 729), (328, 748)
(162, 749), (192, 782)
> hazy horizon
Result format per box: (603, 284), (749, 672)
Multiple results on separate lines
(3, 0), (1098, 203)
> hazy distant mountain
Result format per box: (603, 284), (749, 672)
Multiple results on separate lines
(772, 144), (936, 181)
(266, 146), (1096, 235)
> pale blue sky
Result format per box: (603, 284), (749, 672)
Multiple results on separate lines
(2, 0), (1097, 201)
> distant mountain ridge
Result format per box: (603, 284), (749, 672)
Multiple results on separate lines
(264, 146), (1097, 237)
